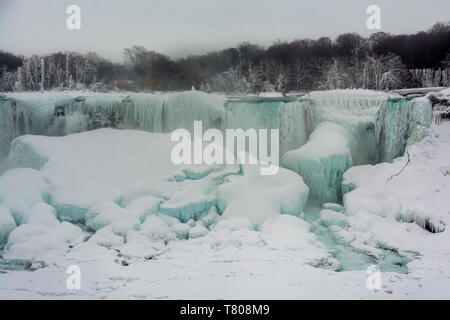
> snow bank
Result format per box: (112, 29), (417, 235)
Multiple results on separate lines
(281, 122), (353, 203)
(342, 136), (447, 234)
(7, 129), (179, 211)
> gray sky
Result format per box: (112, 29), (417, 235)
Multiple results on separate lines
(1, 0), (449, 62)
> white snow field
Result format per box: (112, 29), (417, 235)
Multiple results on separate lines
(0, 89), (449, 299)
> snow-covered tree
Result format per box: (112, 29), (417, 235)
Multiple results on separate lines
(0, 70), (17, 91)
(294, 59), (307, 92)
(320, 59), (348, 90)
(208, 66), (251, 94)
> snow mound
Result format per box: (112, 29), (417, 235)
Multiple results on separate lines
(5, 202), (85, 261)
(217, 163), (309, 225)
(0, 168), (50, 225)
(261, 215), (317, 251)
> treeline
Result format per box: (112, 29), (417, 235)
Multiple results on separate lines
(1, 22), (449, 93)
(0, 51), (128, 92)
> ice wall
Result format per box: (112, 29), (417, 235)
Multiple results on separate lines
(0, 94), (65, 159)
(0, 92), (228, 160)
(58, 91), (227, 134)
(0, 92), (309, 161)
(133, 92), (226, 133)
(406, 97), (433, 147)
(224, 100), (308, 156)
(375, 97), (432, 161)
(376, 98), (410, 162)
(0, 90), (432, 167)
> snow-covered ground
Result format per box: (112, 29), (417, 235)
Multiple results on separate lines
(0, 89), (449, 299)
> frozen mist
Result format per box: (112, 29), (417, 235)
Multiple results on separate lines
(0, 88), (450, 299)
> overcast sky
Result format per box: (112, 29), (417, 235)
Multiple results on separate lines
(1, 0), (449, 62)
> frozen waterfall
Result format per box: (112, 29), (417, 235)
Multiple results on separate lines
(0, 89), (437, 276)
(0, 90), (433, 180)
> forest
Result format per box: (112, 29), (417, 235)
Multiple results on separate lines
(1, 22), (449, 93)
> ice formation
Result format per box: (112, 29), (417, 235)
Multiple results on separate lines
(0, 92), (74, 160)
(0, 92), (309, 160)
(0, 90), (436, 233)
(0, 89), (431, 165)
(224, 100), (308, 156)
(0, 91), (227, 161)
(281, 122), (353, 203)
(0, 128), (313, 252)
(0, 88), (443, 296)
